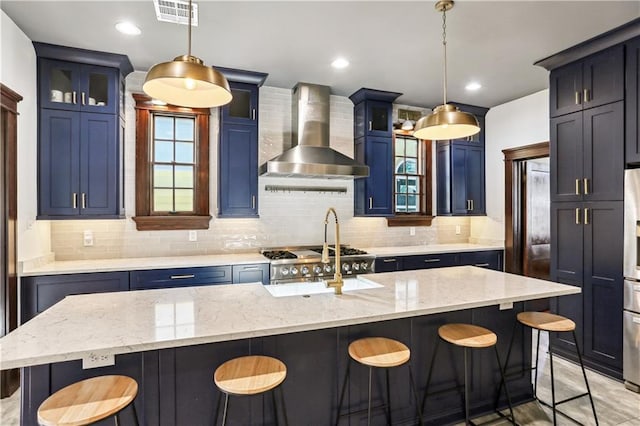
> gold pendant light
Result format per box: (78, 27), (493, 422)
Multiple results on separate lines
(143, 0), (232, 108)
(413, 0), (480, 140)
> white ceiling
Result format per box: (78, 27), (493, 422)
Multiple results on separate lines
(2, 1), (639, 108)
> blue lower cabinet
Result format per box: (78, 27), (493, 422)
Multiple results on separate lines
(232, 263), (269, 284)
(375, 250), (504, 273)
(374, 256), (404, 272)
(20, 272), (129, 324)
(403, 253), (458, 270)
(459, 250), (503, 271)
(130, 266), (232, 290)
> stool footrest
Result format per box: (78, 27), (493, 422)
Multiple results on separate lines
(336, 403), (388, 419)
(469, 410), (519, 426)
(536, 398), (591, 426)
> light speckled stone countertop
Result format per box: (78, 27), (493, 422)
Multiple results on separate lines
(0, 266), (576, 369)
(21, 244), (503, 276)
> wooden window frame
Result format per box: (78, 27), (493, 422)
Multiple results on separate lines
(132, 93), (211, 230)
(387, 135), (434, 227)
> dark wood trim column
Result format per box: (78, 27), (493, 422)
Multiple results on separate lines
(1, 83), (22, 398)
(503, 142), (549, 274)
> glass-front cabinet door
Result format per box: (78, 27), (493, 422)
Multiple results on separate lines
(221, 82), (258, 125)
(366, 100), (392, 136)
(39, 59), (117, 114)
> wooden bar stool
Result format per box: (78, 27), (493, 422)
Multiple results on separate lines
(422, 324), (516, 425)
(501, 311), (598, 425)
(335, 337), (423, 426)
(213, 355), (288, 426)
(37, 375), (139, 426)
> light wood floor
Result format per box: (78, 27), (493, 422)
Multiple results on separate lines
(2, 332), (639, 425)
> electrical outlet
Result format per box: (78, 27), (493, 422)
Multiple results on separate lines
(499, 302), (514, 311)
(188, 230), (197, 241)
(455, 225), (461, 235)
(409, 227), (416, 236)
(82, 352), (115, 369)
(83, 230), (93, 247)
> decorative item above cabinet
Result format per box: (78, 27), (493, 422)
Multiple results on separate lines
(34, 43), (132, 219)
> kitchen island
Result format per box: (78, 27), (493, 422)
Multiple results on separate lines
(1, 266), (578, 425)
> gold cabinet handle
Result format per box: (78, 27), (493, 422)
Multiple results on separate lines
(583, 88), (590, 103)
(72, 192), (78, 209)
(583, 178), (589, 195)
(72, 91), (77, 104)
(584, 208), (590, 225)
(81, 92), (86, 105)
(251, 195), (256, 210)
(369, 197), (373, 209)
(81, 193), (86, 209)
(575, 179), (581, 195)
(575, 207), (581, 225)
(575, 91), (581, 105)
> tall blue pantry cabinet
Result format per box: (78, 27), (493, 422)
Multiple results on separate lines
(34, 43), (132, 219)
(537, 21), (639, 378)
(217, 68), (268, 217)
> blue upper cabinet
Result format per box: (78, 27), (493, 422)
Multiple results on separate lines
(626, 36), (640, 166)
(436, 103), (488, 216)
(350, 88), (402, 217)
(34, 43), (132, 219)
(549, 44), (624, 118)
(217, 69), (268, 218)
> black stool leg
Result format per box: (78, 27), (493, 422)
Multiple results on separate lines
(464, 347), (470, 426)
(385, 368), (392, 426)
(408, 364), (424, 426)
(131, 401), (140, 426)
(115, 413), (120, 426)
(278, 386), (289, 426)
(548, 335), (557, 426)
(573, 330), (598, 425)
(221, 393), (230, 426)
(335, 359), (351, 426)
(495, 319), (519, 409)
(421, 336), (440, 412)
(272, 389), (280, 426)
(494, 345), (516, 425)
(213, 390), (223, 426)
(367, 366), (373, 426)
(534, 329), (541, 399)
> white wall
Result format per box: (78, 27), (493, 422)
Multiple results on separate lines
(469, 89), (550, 244)
(0, 11), (51, 262)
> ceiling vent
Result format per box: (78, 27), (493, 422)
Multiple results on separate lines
(153, 0), (198, 26)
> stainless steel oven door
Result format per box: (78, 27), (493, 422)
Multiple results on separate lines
(625, 279), (640, 313)
(624, 169), (640, 279)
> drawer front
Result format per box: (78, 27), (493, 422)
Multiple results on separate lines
(232, 264), (269, 284)
(624, 279), (640, 313)
(623, 310), (640, 386)
(374, 257), (403, 273)
(21, 272), (129, 323)
(459, 250), (503, 271)
(403, 253), (457, 271)
(130, 266), (232, 290)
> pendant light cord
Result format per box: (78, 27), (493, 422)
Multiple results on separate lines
(442, 7), (448, 106)
(187, 0), (192, 57)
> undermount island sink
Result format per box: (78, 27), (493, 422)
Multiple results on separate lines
(265, 276), (383, 298)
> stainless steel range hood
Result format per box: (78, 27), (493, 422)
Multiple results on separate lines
(259, 83), (369, 179)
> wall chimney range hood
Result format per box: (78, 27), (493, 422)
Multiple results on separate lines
(259, 83), (369, 179)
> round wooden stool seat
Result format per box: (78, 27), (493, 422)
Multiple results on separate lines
(37, 375), (138, 426)
(214, 355), (287, 396)
(438, 323), (497, 348)
(517, 311), (575, 332)
(348, 337), (410, 368)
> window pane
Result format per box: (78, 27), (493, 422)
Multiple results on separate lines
(175, 118), (194, 141)
(405, 158), (418, 175)
(174, 165), (193, 188)
(395, 176), (408, 194)
(396, 194), (407, 212)
(395, 138), (405, 156)
(154, 141), (173, 162)
(154, 188), (173, 211)
(175, 142), (194, 163)
(175, 189), (194, 212)
(406, 139), (418, 157)
(395, 158), (406, 173)
(154, 165), (173, 187)
(410, 178), (420, 195)
(155, 116), (174, 139)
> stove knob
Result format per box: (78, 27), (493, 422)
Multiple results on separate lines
(290, 266), (298, 275)
(352, 262), (360, 271)
(342, 263), (351, 272)
(301, 266), (309, 275)
(281, 267), (289, 276)
(324, 264), (333, 273)
(360, 261), (368, 271)
(313, 265), (322, 274)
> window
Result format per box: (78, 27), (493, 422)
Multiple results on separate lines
(388, 134), (433, 226)
(132, 93), (211, 230)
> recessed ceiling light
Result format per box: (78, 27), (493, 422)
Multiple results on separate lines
(115, 22), (141, 36)
(331, 58), (349, 69)
(465, 82), (482, 91)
